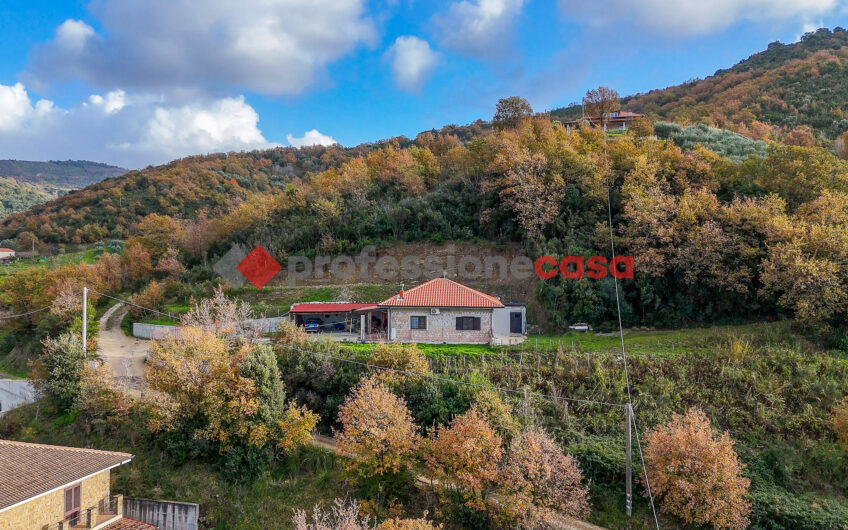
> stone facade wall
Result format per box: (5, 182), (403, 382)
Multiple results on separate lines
(390, 308), (492, 344)
(0, 470), (110, 530)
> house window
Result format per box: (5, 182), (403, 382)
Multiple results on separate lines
(456, 316), (481, 331)
(64, 483), (81, 520)
(410, 316), (427, 330)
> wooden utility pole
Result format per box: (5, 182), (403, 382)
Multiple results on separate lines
(81, 287), (88, 353)
(625, 403), (633, 518)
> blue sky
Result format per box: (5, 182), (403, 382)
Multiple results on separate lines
(0, 0), (847, 168)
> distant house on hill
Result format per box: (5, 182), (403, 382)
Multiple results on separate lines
(560, 111), (644, 133)
(0, 440), (154, 529)
(0, 248), (14, 261)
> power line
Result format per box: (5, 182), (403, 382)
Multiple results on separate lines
(87, 288), (180, 321)
(284, 344), (627, 409)
(605, 157), (660, 527)
(0, 306), (52, 320)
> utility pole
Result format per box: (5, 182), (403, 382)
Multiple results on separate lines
(625, 403), (633, 519)
(81, 287), (87, 353)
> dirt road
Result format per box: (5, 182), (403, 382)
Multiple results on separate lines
(97, 303), (148, 387)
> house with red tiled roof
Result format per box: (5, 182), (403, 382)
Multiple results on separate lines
(560, 111), (645, 134)
(376, 278), (525, 345)
(0, 439), (157, 530)
(0, 248), (14, 261)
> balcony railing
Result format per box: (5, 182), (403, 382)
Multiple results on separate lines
(41, 494), (122, 530)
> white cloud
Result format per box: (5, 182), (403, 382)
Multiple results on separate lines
(434, 0), (525, 58)
(28, 0), (376, 96)
(87, 90), (127, 114)
(387, 36), (439, 93)
(54, 19), (95, 52)
(0, 83), (55, 131)
(558, 0), (844, 37)
(0, 83), (275, 168)
(286, 129), (337, 147)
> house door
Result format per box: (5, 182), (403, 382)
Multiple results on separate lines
(510, 312), (522, 334)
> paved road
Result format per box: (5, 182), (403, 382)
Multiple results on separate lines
(97, 303), (149, 388)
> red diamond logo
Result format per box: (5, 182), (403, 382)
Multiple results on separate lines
(237, 245), (281, 289)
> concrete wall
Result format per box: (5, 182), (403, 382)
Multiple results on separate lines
(0, 379), (35, 416)
(0, 470), (110, 530)
(492, 306), (526, 335)
(389, 308), (492, 344)
(133, 317), (286, 339)
(124, 497), (199, 530)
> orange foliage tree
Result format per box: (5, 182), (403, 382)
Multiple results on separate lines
(424, 407), (503, 509)
(644, 408), (751, 529)
(335, 376), (421, 478)
(833, 396), (848, 453)
(494, 430), (590, 527)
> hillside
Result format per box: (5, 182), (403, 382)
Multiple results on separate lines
(554, 27), (848, 144)
(0, 159), (127, 189)
(0, 177), (52, 219)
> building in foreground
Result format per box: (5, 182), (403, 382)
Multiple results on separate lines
(0, 440), (156, 530)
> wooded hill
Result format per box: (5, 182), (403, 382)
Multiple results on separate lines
(554, 28), (848, 145)
(0, 159), (126, 188)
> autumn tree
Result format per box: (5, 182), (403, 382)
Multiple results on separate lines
(75, 364), (131, 433)
(133, 213), (183, 261)
(833, 396), (848, 453)
(144, 327), (315, 475)
(335, 376), (421, 479)
(493, 96), (533, 130)
(181, 285), (256, 337)
(15, 231), (39, 254)
(583, 86), (621, 130)
(424, 407), (503, 509)
(471, 389), (519, 442)
(836, 130), (848, 160)
(129, 281), (165, 319)
(644, 408), (751, 529)
(31, 332), (86, 411)
(494, 430), (591, 527)
(121, 240), (153, 283)
(370, 343), (430, 384)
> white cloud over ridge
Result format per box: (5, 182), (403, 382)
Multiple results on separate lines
(434, 0), (526, 58)
(286, 129), (337, 148)
(558, 0), (845, 37)
(388, 36), (439, 93)
(0, 83), (276, 168)
(28, 0), (376, 96)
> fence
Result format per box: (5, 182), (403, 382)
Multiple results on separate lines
(133, 316), (287, 339)
(123, 497), (199, 530)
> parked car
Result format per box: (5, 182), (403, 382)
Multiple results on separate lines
(568, 323), (593, 332)
(304, 318), (323, 333)
(333, 322), (346, 331)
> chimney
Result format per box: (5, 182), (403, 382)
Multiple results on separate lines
(398, 283), (404, 301)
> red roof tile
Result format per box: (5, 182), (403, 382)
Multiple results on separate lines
(290, 302), (374, 313)
(379, 278), (504, 308)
